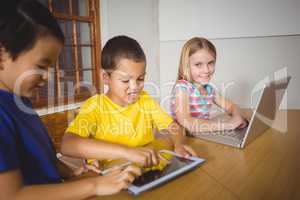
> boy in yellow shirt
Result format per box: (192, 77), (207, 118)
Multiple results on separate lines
(61, 36), (196, 170)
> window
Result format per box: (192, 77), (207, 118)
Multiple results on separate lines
(33, 0), (102, 108)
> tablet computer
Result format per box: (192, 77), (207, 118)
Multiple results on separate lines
(127, 150), (205, 195)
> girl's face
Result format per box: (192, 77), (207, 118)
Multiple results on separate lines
(0, 36), (62, 97)
(189, 49), (216, 85)
(105, 58), (146, 107)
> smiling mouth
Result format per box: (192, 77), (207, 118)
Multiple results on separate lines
(199, 76), (210, 79)
(128, 91), (139, 95)
(128, 93), (138, 97)
(127, 92), (140, 101)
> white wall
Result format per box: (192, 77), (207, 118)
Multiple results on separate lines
(100, 0), (160, 98)
(159, 36), (300, 111)
(159, 0), (300, 40)
(100, 0), (300, 110)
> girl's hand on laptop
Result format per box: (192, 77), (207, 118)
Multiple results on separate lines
(124, 147), (160, 167)
(94, 165), (141, 196)
(231, 114), (248, 129)
(224, 115), (247, 130)
(225, 115), (247, 130)
(237, 115), (248, 129)
(174, 144), (197, 158)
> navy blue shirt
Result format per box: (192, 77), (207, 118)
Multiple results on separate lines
(0, 90), (62, 185)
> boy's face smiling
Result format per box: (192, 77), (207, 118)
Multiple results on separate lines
(0, 36), (62, 97)
(105, 58), (146, 107)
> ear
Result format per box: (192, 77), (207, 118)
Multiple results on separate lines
(101, 69), (110, 85)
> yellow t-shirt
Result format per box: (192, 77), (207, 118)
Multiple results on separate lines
(66, 91), (173, 147)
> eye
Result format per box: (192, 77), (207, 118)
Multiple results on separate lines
(121, 80), (129, 83)
(208, 61), (215, 65)
(195, 62), (202, 67)
(37, 65), (46, 70)
(138, 78), (145, 82)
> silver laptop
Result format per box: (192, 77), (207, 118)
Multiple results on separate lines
(191, 76), (291, 148)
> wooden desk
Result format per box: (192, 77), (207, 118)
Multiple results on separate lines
(92, 110), (300, 200)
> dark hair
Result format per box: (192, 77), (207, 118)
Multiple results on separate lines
(101, 35), (146, 73)
(0, 0), (64, 60)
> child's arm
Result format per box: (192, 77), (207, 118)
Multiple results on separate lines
(214, 93), (248, 128)
(61, 133), (159, 167)
(0, 166), (141, 200)
(175, 90), (243, 132)
(166, 122), (197, 157)
(56, 158), (101, 178)
(56, 159), (78, 179)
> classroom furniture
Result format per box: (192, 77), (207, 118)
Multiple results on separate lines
(41, 109), (78, 151)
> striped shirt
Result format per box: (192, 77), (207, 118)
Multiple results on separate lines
(171, 79), (215, 120)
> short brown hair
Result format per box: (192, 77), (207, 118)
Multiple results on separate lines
(101, 35), (146, 73)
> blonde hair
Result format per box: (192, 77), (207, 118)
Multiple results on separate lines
(177, 37), (217, 82)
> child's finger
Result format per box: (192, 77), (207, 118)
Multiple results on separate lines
(149, 149), (159, 165)
(84, 164), (101, 173)
(175, 147), (189, 157)
(118, 179), (131, 190)
(118, 171), (135, 183)
(122, 165), (142, 177)
(73, 166), (85, 176)
(183, 145), (197, 157)
(92, 160), (100, 168)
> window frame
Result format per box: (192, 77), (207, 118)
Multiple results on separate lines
(33, 0), (103, 108)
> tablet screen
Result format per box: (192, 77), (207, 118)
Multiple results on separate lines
(132, 155), (194, 187)
(100, 150), (205, 195)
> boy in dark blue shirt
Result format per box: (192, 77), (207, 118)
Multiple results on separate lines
(0, 90), (61, 185)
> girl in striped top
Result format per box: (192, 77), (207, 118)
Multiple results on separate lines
(171, 37), (247, 133)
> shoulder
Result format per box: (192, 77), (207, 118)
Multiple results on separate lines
(176, 79), (191, 86)
(78, 94), (102, 114)
(0, 106), (17, 140)
(173, 79), (193, 95)
(0, 105), (14, 125)
(83, 94), (101, 104)
(174, 79), (193, 89)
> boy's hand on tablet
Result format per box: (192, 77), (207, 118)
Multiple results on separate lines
(94, 165), (141, 196)
(124, 147), (159, 167)
(174, 144), (197, 158)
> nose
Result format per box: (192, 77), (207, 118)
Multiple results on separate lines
(202, 64), (210, 73)
(129, 80), (138, 90)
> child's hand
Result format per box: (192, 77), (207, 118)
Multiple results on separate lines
(224, 115), (247, 130)
(237, 115), (248, 129)
(94, 165), (141, 196)
(174, 144), (197, 158)
(124, 147), (159, 167)
(73, 160), (101, 176)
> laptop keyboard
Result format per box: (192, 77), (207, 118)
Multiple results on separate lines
(193, 127), (246, 141)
